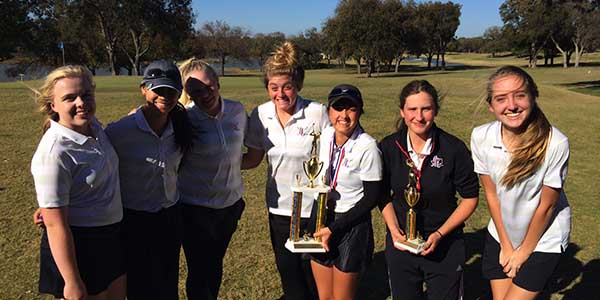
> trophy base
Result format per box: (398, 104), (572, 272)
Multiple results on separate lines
(285, 239), (326, 253)
(394, 239), (425, 254)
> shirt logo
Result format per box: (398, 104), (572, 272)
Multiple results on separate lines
(297, 125), (312, 136)
(430, 155), (444, 168)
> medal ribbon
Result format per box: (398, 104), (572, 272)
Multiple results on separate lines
(329, 138), (346, 190)
(394, 139), (435, 192)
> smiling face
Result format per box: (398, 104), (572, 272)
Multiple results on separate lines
(51, 76), (96, 135)
(329, 99), (360, 138)
(185, 69), (220, 113)
(141, 86), (180, 115)
(488, 75), (534, 134)
(400, 91), (437, 140)
(267, 75), (298, 114)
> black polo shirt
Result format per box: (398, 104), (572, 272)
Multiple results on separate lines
(378, 124), (479, 238)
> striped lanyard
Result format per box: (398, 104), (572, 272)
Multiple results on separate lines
(394, 139), (434, 192)
(329, 137), (347, 190)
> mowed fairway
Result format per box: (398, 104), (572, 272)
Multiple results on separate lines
(1, 61), (599, 299)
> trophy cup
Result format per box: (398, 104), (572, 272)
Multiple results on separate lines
(394, 160), (425, 254)
(285, 129), (330, 253)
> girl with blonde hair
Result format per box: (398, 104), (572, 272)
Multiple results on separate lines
(244, 42), (329, 300)
(177, 57), (248, 300)
(31, 65), (126, 300)
(471, 65), (571, 300)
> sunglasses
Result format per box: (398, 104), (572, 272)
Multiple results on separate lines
(330, 99), (359, 111)
(144, 68), (180, 80)
(328, 87), (362, 101)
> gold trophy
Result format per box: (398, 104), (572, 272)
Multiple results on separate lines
(394, 160), (425, 254)
(285, 129), (330, 253)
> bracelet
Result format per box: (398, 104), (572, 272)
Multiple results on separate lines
(435, 230), (444, 238)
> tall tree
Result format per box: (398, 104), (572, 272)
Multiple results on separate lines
(250, 32), (285, 70)
(119, 0), (194, 75)
(500, 0), (554, 68)
(566, 0), (600, 67)
(435, 1), (461, 69)
(483, 26), (507, 57)
(291, 27), (323, 69)
(201, 20), (251, 76)
(327, 0), (382, 77)
(0, 0), (32, 61)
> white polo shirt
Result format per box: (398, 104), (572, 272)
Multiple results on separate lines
(471, 121), (570, 253)
(105, 108), (183, 212)
(406, 133), (433, 171)
(318, 126), (382, 213)
(31, 119), (123, 227)
(178, 98), (246, 208)
(246, 96), (330, 217)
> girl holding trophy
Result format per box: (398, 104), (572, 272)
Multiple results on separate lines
(378, 80), (479, 300)
(308, 84), (382, 300)
(244, 41), (329, 300)
(471, 66), (571, 300)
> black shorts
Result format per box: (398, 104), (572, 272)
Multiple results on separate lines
(39, 222), (126, 298)
(482, 231), (562, 292)
(307, 212), (374, 273)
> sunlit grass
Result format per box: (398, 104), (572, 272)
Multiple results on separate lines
(1, 57), (599, 299)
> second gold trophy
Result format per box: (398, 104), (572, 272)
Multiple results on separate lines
(285, 129), (330, 253)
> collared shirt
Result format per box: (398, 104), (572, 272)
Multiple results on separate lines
(471, 121), (570, 253)
(31, 119), (123, 227)
(105, 109), (182, 212)
(246, 96), (330, 217)
(319, 126), (382, 213)
(178, 98), (246, 208)
(406, 133), (433, 171)
(379, 124), (479, 237)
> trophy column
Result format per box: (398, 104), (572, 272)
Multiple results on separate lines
(394, 160), (425, 254)
(285, 128), (331, 253)
(289, 190), (303, 242)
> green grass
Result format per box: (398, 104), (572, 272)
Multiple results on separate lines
(1, 56), (599, 299)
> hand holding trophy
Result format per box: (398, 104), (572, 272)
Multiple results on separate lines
(394, 160), (425, 254)
(285, 129), (330, 253)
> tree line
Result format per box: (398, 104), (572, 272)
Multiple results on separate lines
(450, 0), (600, 68)
(2, 0), (599, 78)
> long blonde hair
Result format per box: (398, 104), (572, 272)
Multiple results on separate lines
(178, 57), (219, 106)
(485, 66), (551, 187)
(262, 41), (305, 90)
(35, 65), (95, 133)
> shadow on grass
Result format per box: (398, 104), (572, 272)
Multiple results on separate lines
(356, 229), (595, 300)
(559, 80), (600, 97)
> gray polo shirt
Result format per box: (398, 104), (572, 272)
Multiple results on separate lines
(105, 109), (183, 212)
(31, 119), (123, 227)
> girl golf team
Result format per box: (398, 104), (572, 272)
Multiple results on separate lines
(31, 42), (570, 300)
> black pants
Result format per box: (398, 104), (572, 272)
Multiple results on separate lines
(123, 204), (182, 300)
(182, 200), (245, 300)
(269, 213), (318, 300)
(385, 231), (465, 300)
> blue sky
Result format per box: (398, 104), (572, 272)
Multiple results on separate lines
(193, 0), (504, 38)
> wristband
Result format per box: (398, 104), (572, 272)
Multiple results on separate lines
(435, 230), (444, 238)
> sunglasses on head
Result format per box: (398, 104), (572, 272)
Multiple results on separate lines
(328, 87), (361, 101)
(145, 68), (180, 80)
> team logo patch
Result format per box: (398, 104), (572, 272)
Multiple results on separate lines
(297, 125), (312, 136)
(430, 155), (444, 168)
